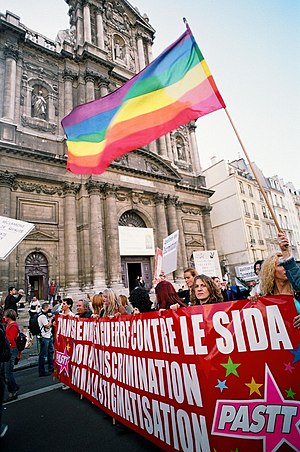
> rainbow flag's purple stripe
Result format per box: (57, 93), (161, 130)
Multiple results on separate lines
(62, 27), (225, 174)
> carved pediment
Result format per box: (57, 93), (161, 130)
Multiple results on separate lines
(112, 148), (181, 182)
(26, 230), (58, 241)
(185, 237), (204, 247)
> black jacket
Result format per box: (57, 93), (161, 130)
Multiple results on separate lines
(4, 294), (22, 314)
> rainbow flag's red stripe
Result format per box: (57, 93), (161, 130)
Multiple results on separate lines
(62, 27), (225, 174)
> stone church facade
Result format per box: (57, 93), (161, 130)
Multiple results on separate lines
(0, 1), (215, 299)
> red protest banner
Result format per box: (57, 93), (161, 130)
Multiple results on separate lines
(54, 296), (300, 451)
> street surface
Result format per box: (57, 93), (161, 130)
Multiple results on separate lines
(1, 366), (160, 451)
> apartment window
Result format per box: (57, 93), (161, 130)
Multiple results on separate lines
(243, 200), (250, 217)
(257, 227), (264, 245)
(252, 203), (258, 219)
(284, 215), (288, 229)
(280, 197), (284, 208)
(239, 181), (245, 194)
(248, 185), (253, 197)
(258, 189), (264, 202)
(248, 226), (255, 244)
(262, 205), (268, 219)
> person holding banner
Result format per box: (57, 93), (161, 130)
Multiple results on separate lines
(191, 275), (223, 305)
(277, 231), (300, 329)
(129, 287), (153, 314)
(171, 275), (222, 312)
(155, 280), (186, 310)
(177, 267), (198, 305)
(259, 251), (300, 319)
(100, 289), (126, 318)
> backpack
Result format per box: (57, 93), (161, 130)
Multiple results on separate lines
(0, 326), (11, 362)
(29, 312), (42, 336)
(15, 330), (27, 351)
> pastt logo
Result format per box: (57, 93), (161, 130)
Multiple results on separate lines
(55, 348), (70, 377)
(212, 365), (300, 451)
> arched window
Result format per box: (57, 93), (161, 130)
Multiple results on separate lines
(119, 210), (146, 227)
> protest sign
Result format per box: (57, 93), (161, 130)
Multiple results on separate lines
(193, 250), (222, 279)
(235, 263), (257, 282)
(55, 296), (300, 451)
(162, 230), (179, 275)
(153, 247), (163, 285)
(0, 216), (35, 260)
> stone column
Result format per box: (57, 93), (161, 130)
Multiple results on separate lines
(83, 1), (92, 44)
(2, 43), (19, 120)
(188, 121), (202, 174)
(99, 77), (109, 97)
(103, 185), (123, 288)
(165, 133), (173, 160)
(63, 69), (75, 116)
(202, 206), (215, 250)
(154, 194), (168, 249)
(85, 70), (95, 102)
(158, 136), (168, 158)
(165, 195), (182, 280)
(45, 93), (55, 123)
(0, 171), (15, 292)
(146, 37), (153, 63)
(136, 32), (146, 70)
(176, 201), (188, 272)
(86, 179), (106, 289)
(63, 182), (81, 290)
(24, 85), (33, 117)
(96, 7), (105, 50)
(75, 5), (84, 47)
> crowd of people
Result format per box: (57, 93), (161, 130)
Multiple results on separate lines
(0, 231), (299, 438)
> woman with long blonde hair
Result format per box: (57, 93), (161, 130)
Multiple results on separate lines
(259, 251), (300, 315)
(101, 289), (126, 317)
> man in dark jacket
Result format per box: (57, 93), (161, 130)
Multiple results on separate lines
(4, 287), (24, 315)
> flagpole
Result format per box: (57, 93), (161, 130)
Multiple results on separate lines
(224, 107), (282, 232)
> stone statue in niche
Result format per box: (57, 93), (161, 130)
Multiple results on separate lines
(176, 138), (186, 160)
(114, 36), (125, 59)
(32, 90), (47, 120)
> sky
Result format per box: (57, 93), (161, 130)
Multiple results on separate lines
(1, 0), (299, 187)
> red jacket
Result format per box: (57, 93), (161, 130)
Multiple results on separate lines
(6, 321), (19, 348)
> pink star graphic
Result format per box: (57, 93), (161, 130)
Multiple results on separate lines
(284, 362), (295, 373)
(212, 365), (300, 452)
(55, 348), (70, 377)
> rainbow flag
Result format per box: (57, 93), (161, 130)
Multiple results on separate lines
(62, 25), (226, 174)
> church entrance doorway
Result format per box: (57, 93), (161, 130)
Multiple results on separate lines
(121, 257), (152, 293)
(25, 252), (49, 301)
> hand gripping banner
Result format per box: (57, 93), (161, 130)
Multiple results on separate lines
(55, 296), (300, 451)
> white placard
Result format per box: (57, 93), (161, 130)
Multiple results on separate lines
(0, 216), (35, 260)
(118, 226), (155, 256)
(193, 250), (222, 279)
(162, 230), (179, 275)
(235, 263), (256, 281)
